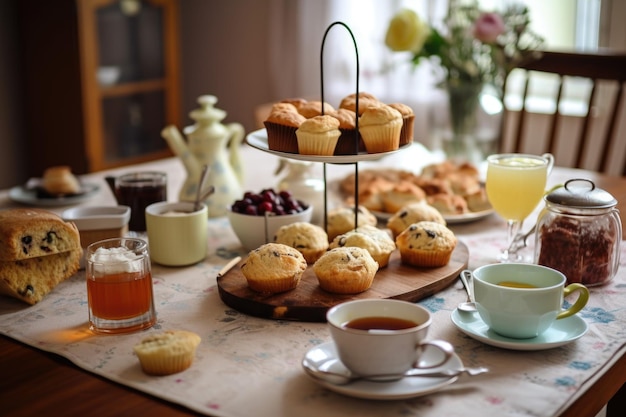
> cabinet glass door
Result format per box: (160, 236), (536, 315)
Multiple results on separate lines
(96, 1), (164, 84)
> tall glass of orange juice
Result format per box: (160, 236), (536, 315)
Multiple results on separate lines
(86, 237), (156, 334)
(486, 153), (554, 262)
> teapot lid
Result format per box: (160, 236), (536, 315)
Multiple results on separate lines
(545, 178), (617, 209)
(189, 95), (226, 124)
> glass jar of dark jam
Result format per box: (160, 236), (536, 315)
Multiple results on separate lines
(534, 179), (622, 286)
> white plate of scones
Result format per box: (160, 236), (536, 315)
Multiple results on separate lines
(339, 161), (494, 225)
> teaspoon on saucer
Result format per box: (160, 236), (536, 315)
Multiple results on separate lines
(302, 362), (489, 385)
(458, 270), (477, 313)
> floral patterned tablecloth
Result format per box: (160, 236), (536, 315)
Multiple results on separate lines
(0, 212), (624, 417)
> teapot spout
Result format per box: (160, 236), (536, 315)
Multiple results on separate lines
(161, 125), (202, 178)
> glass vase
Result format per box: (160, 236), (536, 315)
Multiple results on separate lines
(437, 80), (503, 165)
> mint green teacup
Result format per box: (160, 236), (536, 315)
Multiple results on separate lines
(468, 263), (589, 339)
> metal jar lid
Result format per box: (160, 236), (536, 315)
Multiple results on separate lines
(545, 178), (617, 209)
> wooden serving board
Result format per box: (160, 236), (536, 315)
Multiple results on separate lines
(217, 242), (468, 322)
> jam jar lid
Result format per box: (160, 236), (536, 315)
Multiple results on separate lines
(545, 178), (617, 209)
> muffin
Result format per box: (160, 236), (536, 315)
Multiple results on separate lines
(313, 246), (379, 294)
(395, 221), (457, 267)
(133, 330), (201, 376)
(273, 222), (329, 264)
(264, 108), (306, 153)
(339, 93), (380, 115)
(241, 243), (307, 293)
(387, 201), (446, 238)
(358, 104), (403, 153)
(330, 108), (363, 155)
(329, 224), (396, 267)
(326, 205), (378, 241)
(297, 100), (335, 118)
(387, 103), (415, 146)
(295, 115), (341, 156)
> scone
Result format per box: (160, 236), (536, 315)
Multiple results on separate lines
(133, 330), (201, 376)
(295, 115), (341, 156)
(329, 225), (396, 268)
(0, 208), (81, 261)
(326, 205), (378, 242)
(380, 181), (426, 213)
(396, 221), (457, 267)
(387, 201), (446, 238)
(358, 104), (403, 153)
(264, 108), (306, 153)
(387, 103), (415, 146)
(41, 165), (81, 195)
(313, 246), (379, 294)
(241, 243), (307, 293)
(426, 193), (469, 215)
(273, 222), (329, 264)
(0, 249), (82, 305)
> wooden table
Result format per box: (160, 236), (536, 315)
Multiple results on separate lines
(0, 151), (624, 417)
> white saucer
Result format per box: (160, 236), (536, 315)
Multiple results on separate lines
(451, 308), (588, 351)
(301, 341), (462, 400)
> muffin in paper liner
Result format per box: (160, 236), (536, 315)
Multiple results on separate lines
(358, 105), (403, 154)
(133, 330), (201, 376)
(313, 247), (379, 294)
(264, 121), (300, 154)
(241, 243), (307, 294)
(295, 115), (341, 156)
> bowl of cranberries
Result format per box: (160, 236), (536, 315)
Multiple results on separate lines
(228, 188), (312, 250)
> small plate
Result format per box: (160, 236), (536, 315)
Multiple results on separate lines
(372, 208), (494, 225)
(246, 129), (409, 164)
(450, 308), (588, 351)
(9, 183), (100, 207)
(301, 341), (462, 400)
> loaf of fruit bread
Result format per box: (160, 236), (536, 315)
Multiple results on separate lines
(0, 208), (81, 261)
(0, 208), (82, 304)
(0, 249), (81, 304)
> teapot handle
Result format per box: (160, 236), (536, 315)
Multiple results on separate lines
(227, 123), (246, 185)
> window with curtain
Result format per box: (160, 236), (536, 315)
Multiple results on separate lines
(268, 0), (612, 146)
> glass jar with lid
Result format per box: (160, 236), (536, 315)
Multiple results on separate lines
(534, 178), (622, 286)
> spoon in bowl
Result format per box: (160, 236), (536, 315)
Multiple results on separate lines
(458, 270), (477, 313)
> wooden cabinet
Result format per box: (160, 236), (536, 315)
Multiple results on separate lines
(19, 0), (180, 175)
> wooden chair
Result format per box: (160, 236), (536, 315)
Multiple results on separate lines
(501, 50), (626, 176)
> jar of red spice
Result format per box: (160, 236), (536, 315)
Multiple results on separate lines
(534, 178), (622, 286)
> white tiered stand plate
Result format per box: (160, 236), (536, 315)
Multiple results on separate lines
(245, 129), (409, 164)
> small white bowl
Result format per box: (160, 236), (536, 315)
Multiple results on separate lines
(63, 206), (130, 231)
(227, 205), (313, 251)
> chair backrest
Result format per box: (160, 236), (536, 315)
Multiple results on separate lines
(501, 50), (626, 176)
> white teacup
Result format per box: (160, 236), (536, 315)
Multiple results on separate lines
(468, 263), (589, 339)
(145, 201), (208, 266)
(326, 299), (454, 377)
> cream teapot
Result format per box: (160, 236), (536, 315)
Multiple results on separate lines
(161, 95), (245, 217)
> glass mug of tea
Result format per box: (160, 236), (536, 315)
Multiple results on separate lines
(106, 171), (167, 233)
(86, 237), (157, 334)
(326, 299), (454, 377)
(467, 263), (589, 339)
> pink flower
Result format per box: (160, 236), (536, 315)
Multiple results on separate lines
(473, 12), (505, 43)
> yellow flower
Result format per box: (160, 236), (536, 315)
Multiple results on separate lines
(385, 9), (430, 53)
